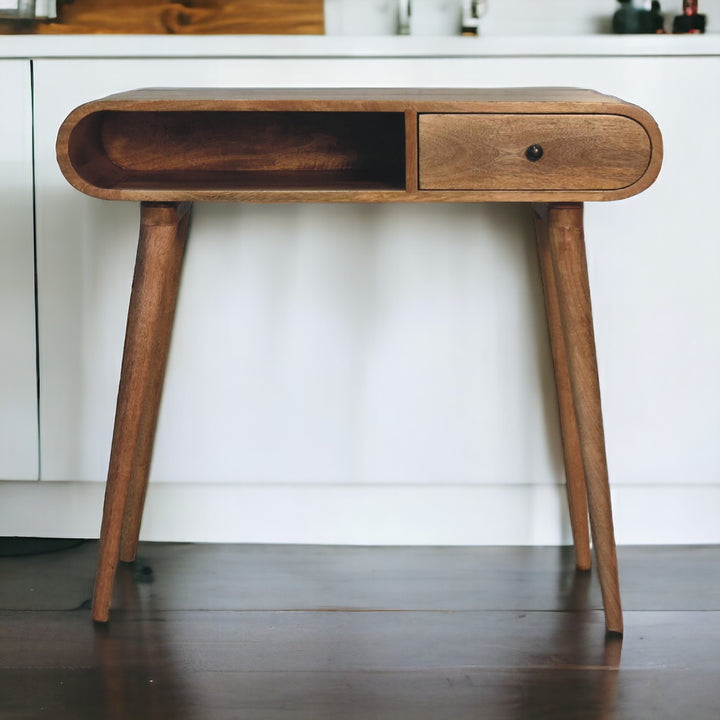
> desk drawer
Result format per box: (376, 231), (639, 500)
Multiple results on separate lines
(418, 113), (652, 192)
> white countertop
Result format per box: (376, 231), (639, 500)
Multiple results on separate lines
(1, 33), (720, 59)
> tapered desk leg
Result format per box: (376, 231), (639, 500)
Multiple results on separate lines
(92, 201), (191, 623)
(536, 202), (622, 635)
(533, 204), (592, 572)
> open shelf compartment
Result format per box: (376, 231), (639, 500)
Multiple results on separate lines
(67, 110), (407, 192)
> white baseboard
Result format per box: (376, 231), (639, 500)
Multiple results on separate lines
(1, 481), (719, 546)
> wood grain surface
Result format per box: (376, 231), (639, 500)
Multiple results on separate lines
(56, 88), (663, 203)
(92, 201), (191, 623)
(540, 202), (622, 634)
(418, 113), (652, 191)
(1, 0), (324, 35)
(100, 110), (406, 177)
(3, 544), (720, 720)
(534, 204), (591, 572)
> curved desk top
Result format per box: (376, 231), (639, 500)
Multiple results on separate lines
(56, 87), (662, 204)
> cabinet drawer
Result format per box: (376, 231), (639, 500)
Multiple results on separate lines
(418, 114), (652, 192)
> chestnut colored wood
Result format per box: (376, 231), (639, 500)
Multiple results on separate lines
(418, 113), (652, 191)
(539, 202), (622, 634)
(100, 111), (406, 175)
(56, 88), (663, 203)
(0, 0), (324, 35)
(404, 109), (419, 193)
(55, 89), (662, 631)
(533, 204), (592, 572)
(92, 201), (191, 623)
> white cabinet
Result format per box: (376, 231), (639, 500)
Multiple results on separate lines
(34, 57), (569, 487)
(22, 49), (720, 543)
(0, 60), (38, 480)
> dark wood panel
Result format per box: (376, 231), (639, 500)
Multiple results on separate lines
(0, 0), (324, 35)
(1, 544), (720, 719)
(100, 112), (405, 174)
(1, 609), (720, 719)
(2, 543), (719, 612)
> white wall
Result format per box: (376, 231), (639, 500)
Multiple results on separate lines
(325, 0), (720, 35)
(0, 48), (711, 547)
(481, 0), (720, 35)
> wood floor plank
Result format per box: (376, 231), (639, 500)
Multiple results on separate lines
(2, 543), (719, 611)
(1, 543), (720, 719)
(2, 608), (719, 670)
(1, 610), (719, 719)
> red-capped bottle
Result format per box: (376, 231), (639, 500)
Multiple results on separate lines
(673, 0), (707, 32)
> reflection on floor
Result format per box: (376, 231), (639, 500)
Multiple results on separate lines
(1, 543), (719, 719)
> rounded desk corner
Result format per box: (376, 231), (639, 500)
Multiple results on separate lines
(56, 101), (112, 200)
(617, 103), (664, 200)
(576, 104), (663, 203)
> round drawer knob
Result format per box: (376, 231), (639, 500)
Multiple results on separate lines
(525, 144), (544, 162)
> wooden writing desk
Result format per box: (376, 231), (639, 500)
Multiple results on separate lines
(56, 88), (663, 633)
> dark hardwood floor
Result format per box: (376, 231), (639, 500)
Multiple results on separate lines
(1, 542), (719, 719)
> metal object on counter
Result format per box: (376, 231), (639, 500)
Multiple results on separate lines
(0, 0), (56, 20)
(461, 0), (487, 35)
(397, 0), (486, 36)
(398, 0), (410, 34)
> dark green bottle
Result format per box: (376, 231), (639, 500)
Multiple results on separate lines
(613, 0), (665, 34)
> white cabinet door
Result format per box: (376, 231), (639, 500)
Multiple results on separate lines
(33, 57), (720, 515)
(0, 60), (38, 481)
(34, 58), (563, 487)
